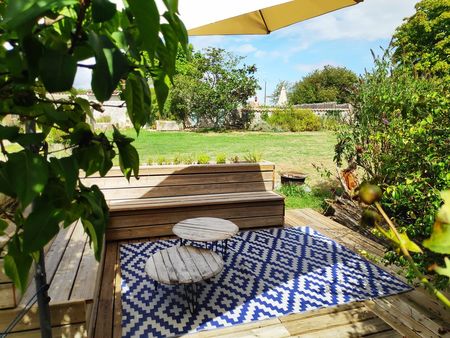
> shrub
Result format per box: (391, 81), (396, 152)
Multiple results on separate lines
(321, 110), (346, 131)
(335, 54), (450, 287)
(183, 154), (195, 164)
(172, 154), (183, 165)
(96, 115), (112, 123)
(247, 119), (282, 132)
(156, 155), (167, 165)
(229, 155), (240, 163)
(244, 151), (262, 163)
(267, 107), (321, 131)
(197, 153), (211, 164)
(216, 153), (227, 164)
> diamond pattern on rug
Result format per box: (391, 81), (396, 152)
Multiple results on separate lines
(119, 226), (411, 338)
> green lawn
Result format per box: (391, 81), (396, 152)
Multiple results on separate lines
(121, 130), (338, 211)
(121, 130), (336, 185)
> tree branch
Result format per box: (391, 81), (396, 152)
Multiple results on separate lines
(69, 0), (92, 53)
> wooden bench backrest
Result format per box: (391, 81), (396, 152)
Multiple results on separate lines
(82, 162), (275, 201)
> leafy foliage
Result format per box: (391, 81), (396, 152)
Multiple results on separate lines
(267, 107), (321, 132)
(335, 53), (450, 287)
(356, 184), (450, 308)
(392, 0), (450, 81)
(289, 66), (358, 104)
(169, 47), (259, 128)
(0, 0), (187, 292)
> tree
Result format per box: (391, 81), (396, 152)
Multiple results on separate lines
(289, 65), (358, 104)
(392, 0), (450, 81)
(169, 47), (259, 128)
(0, 0), (187, 332)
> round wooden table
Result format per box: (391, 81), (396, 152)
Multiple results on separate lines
(145, 245), (224, 313)
(173, 217), (239, 256)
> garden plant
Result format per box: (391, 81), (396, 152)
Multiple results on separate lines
(0, 0), (188, 334)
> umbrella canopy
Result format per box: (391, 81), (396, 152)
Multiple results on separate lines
(183, 0), (363, 35)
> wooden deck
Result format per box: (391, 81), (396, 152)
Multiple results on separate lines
(2, 209), (449, 337)
(88, 209), (450, 338)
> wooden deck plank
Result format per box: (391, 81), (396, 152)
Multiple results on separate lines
(109, 191), (283, 212)
(102, 181), (274, 200)
(19, 223), (77, 306)
(0, 300), (86, 333)
(282, 306), (376, 335)
(85, 163), (275, 178)
(70, 240), (99, 301)
(109, 203), (284, 229)
(112, 242), (123, 338)
(106, 215), (284, 241)
(289, 317), (393, 338)
(93, 242), (118, 338)
(185, 318), (282, 337)
(6, 322), (87, 337)
(84, 171), (274, 189)
(48, 222), (87, 303)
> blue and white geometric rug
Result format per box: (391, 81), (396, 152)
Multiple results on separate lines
(119, 226), (411, 338)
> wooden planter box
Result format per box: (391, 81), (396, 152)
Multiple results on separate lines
(82, 161), (285, 241)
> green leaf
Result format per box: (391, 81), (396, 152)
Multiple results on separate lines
(423, 223), (450, 254)
(22, 35), (44, 80)
(151, 68), (169, 114)
(92, 0), (116, 22)
(4, 0), (78, 32)
(88, 32), (129, 101)
(39, 49), (77, 93)
(118, 143), (139, 181)
(0, 162), (15, 197)
(0, 125), (19, 140)
(23, 205), (63, 253)
(162, 0), (178, 14)
(15, 133), (46, 148)
(4, 237), (33, 294)
(49, 157), (78, 200)
(74, 97), (94, 120)
(431, 257), (450, 278)
(124, 73), (151, 132)
(0, 218), (8, 235)
(160, 24), (178, 77)
(79, 185), (108, 260)
(436, 190), (450, 224)
(75, 143), (106, 177)
(378, 226), (423, 253)
(112, 126), (139, 180)
(127, 0), (160, 57)
(5, 150), (49, 208)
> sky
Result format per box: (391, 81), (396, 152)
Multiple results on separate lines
(74, 0), (418, 104)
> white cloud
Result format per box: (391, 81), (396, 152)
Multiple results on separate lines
(276, 0), (417, 42)
(231, 43), (258, 54)
(294, 61), (338, 74)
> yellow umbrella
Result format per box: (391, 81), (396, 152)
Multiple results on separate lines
(187, 0), (363, 35)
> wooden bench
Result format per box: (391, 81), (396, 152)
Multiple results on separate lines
(82, 162), (285, 241)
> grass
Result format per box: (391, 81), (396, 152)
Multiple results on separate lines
(118, 130), (337, 186)
(276, 183), (337, 212)
(122, 130), (338, 212)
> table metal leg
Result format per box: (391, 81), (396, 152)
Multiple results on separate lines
(183, 283), (199, 315)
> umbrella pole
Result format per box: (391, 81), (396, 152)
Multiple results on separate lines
(26, 120), (52, 338)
